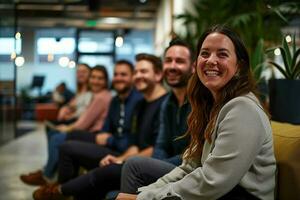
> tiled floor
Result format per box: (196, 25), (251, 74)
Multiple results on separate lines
(0, 122), (46, 200)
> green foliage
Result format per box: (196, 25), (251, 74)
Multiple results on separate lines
(175, 0), (300, 82)
(267, 2), (300, 24)
(175, 0), (284, 52)
(251, 38), (267, 83)
(267, 35), (300, 79)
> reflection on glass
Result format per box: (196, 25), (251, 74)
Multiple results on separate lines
(0, 38), (21, 54)
(115, 30), (154, 62)
(79, 31), (114, 53)
(37, 38), (75, 54)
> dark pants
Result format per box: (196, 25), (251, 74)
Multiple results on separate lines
(58, 141), (120, 184)
(121, 157), (260, 200)
(120, 156), (176, 194)
(45, 118), (77, 136)
(61, 163), (122, 200)
(65, 130), (96, 143)
(218, 185), (260, 200)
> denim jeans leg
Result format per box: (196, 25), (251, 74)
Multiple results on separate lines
(44, 133), (67, 179)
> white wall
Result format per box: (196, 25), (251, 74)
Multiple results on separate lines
(173, 0), (197, 37)
(154, 0), (197, 55)
(154, 0), (172, 55)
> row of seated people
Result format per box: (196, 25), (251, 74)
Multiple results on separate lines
(20, 25), (276, 200)
(20, 38), (191, 200)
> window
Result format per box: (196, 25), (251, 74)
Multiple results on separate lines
(78, 31), (114, 53)
(36, 37), (75, 63)
(116, 30), (154, 62)
(35, 28), (76, 63)
(78, 30), (115, 80)
(0, 37), (21, 62)
(37, 37), (75, 54)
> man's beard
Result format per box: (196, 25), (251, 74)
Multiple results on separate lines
(113, 82), (131, 95)
(165, 69), (192, 88)
(117, 86), (131, 95)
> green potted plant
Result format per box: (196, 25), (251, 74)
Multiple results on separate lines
(267, 34), (300, 124)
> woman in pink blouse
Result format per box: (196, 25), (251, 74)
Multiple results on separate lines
(20, 65), (112, 185)
(56, 65), (112, 132)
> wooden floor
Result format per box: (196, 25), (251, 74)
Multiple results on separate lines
(0, 122), (46, 200)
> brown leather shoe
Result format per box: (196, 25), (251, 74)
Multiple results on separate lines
(20, 170), (47, 186)
(33, 183), (65, 200)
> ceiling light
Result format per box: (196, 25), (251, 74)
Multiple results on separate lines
(115, 36), (123, 47)
(68, 60), (76, 68)
(59, 56), (70, 67)
(47, 54), (54, 62)
(15, 56), (25, 67)
(10, 52), (16, 60)
(274, 48), (281, 56)
(285, 35), (292, 43)
(101, 17), (123, 24)
(15, 32), (21, 40)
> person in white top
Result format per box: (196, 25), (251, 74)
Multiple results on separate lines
(57, 63), (92, 122)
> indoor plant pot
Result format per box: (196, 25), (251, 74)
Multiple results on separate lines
(269, 79), (300, 124)
(267, 34), (300, 124)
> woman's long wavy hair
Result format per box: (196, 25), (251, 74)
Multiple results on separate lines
(183, 25), (266, 160)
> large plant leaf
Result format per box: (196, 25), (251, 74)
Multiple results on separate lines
(295, 61), (300, 79)
(268, 61), (289, 79)
(275, 2), (300, 17)
(174, 0), (286, 63)
(253, 63), (266, 82)
(291, 48), (300, 78)
(292, 34), (296, 55)
(282, 36), (292, 70)
(228, 12), (257, 27)
(271, 7), (289, 23)
(278, 47), (292, 78)
(251, 38), (265, 82)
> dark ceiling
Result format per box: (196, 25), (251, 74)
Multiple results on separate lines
(0, 0), (161, 29)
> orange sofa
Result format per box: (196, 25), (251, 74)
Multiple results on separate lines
(35, 103), (58, 121)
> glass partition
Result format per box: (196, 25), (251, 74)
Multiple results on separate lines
(0, 3), (17, 144)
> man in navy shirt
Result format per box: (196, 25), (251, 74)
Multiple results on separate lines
(21, 60), (142, 186)
(118, 38), (195, 198)
(66, 59), (143, 152)
(54, 60), (143, 170)
(32, 54), (168, 200)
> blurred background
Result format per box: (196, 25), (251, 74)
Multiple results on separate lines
(0, 0), (299, 199)
(0, 0), (299, 144)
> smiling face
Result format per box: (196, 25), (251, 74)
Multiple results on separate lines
(133, 60), (161, 94)
(196, 33), (238, 98)
(89, 70), (107, 93)
(112, 64), (133, 94)
(163, 45), (193, 88)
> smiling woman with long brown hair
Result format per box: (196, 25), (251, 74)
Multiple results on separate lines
(117, 25), (276, 200)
